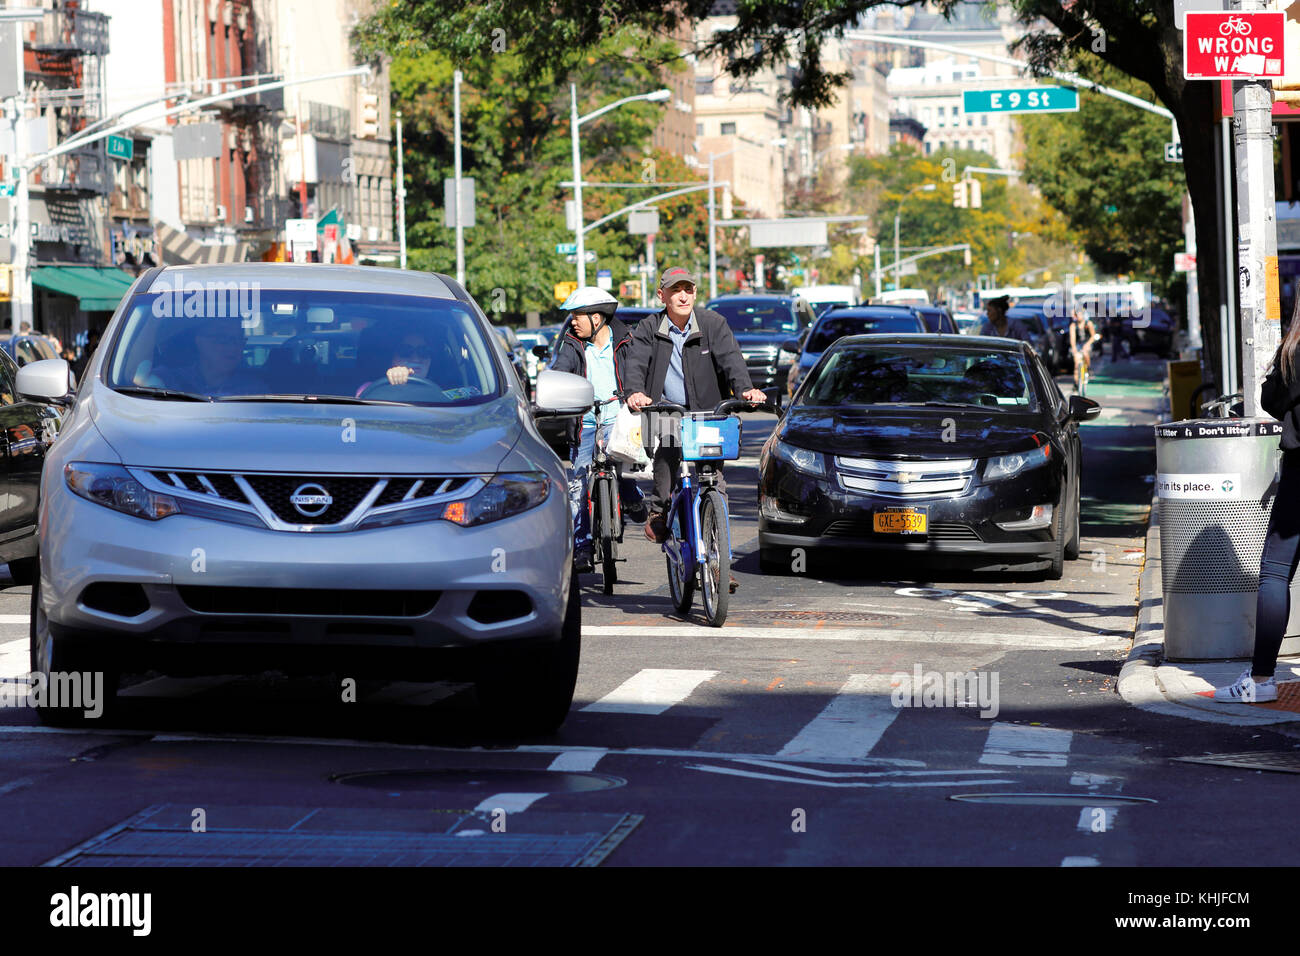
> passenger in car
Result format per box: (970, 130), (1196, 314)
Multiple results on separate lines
(145, 318), (261, 394)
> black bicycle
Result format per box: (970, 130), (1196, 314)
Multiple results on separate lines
(572, 396), (624, 594)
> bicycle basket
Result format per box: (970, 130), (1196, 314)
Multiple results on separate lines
(682, 414), (741, 461)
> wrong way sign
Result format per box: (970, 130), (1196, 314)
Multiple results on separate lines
(1184, 11), (1286, 79)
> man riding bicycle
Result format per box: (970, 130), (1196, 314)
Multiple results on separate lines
(625, 266), (766, 592)
(553, 286), (648, 573)
(1069, 306), (1100, 394)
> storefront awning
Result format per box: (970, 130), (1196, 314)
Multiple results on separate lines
(32, 266), (137, 311)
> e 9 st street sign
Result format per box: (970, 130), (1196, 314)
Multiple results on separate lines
(962, 87), (1079, 114)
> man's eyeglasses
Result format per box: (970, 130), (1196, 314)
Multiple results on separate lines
(396, 343), (432, 358)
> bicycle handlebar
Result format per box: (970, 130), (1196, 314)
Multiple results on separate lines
(639, 398), (778, 416)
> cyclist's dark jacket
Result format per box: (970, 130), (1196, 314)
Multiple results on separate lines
(1262, 357), (1300, 450)
(551, 316), (634, 393)
(623, 305), (753, 410)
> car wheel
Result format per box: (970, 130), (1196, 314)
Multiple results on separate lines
(475, 577), (580, 737)
(1042, 502), (1066, 581)
(1064, 483), (1081, 561)
(29, 564), (119, 727)
(6, 556), (36, 586)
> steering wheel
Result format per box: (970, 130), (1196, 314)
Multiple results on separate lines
(357, 376), (446, 400)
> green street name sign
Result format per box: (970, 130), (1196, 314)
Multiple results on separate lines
(106, 135), (133, 161)
(555, 242), (577, 255)
(962, 87), (1079, 114)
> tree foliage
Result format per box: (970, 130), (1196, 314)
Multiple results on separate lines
(1019, 57), (1185, 292)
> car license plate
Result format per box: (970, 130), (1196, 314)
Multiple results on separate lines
(873, 507), (927, 534)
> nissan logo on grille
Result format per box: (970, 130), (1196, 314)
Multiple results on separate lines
(290, 483), (333, 517)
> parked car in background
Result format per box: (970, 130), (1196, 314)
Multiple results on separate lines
(914, 305), (959, 334)
(516, 328), (556, 390)
(0, 334), (61, 369)
(25, 263), (592, 731)
(786, 306), (926, 397)
(1006, 307), (1063, 373)
(954, 311), (982, 334)
(795, 285), (856, 318)
(706, 293), (816, 397)
(493, 325), (532, 399)
(758, 333), (1100, 580)
(614, 306), (659, 329)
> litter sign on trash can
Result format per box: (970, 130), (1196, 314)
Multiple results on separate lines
(1154, 417), (1300, 660)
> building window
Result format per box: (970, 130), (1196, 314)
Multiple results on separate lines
(953, 71), (961, 82)
(966, 115), (973, 126)
(695, 76), (714, 96)
(967, 139), (974, 150)
(937, 106), (945, 127)
(981, 115), (988, 127)
(720, 121), (736, 135)
(924, 141), (932, 155)
(696, 122), (704, 135)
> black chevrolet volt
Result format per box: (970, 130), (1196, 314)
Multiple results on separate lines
(757, 334), (1101, 579)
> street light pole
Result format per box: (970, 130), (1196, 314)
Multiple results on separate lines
(395, 110), (407, 270)
(708, 152), (717, 299)
(453, 69), (464, 285)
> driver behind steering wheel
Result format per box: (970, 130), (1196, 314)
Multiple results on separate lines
(356, 328), (436, 396)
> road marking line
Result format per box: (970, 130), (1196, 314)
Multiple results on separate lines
(765, 676), (784, 691)
(979, 722), (1073, 767)
(548, 750), (606, 771)
(719, 756), (1005, 779)
(0, 653), (29, 681)
(1070, 772), (1119, 787)
(688, 763), (1014, 788)
(0, 777), (32, 795)
(581, 668), (717, 715)
(474, 792), (547, 813)
(0, 616), (28, 624)
(1061, 856), (1100, 867)
(776, 674), (898, 762)
(582, 626), (1124, 650)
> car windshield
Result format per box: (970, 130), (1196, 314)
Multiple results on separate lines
(1008, 311), (1046, 334)
(711, 300), (798, 333)
(804, 314), (923, 353)
(802, 345), (1039, 412)
(105, 290), (501, 405)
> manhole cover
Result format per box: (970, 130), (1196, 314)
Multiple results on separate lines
(330, 769), (625, 793)
(1172, 751), (1300, 774)
(949, 793), (1157, 807)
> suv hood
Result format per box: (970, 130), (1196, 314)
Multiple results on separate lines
(734, 330), (799, 347)
(86, 386), (524, 474)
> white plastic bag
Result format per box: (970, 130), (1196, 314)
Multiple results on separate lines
(606, 404), (650, 466)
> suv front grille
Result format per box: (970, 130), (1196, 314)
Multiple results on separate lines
(244, 475), (377, 525)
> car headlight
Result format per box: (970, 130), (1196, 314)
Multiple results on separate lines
(777, 349), (796, 367)
(984, 444), (1051, 482)
(65, 462), (180, 520)
(440, 472), (550, 526)
(764, 437), (825, 476)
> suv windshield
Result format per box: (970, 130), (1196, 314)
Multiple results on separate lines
(711, 300), (798, 333)
(804, 345), (1038, 411)
(804, 313), (922, 353)
(106, 290), (500, 405)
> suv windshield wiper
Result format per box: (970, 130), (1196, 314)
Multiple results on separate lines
(113, 385), (212, 402)
(215, 394), (397, 405)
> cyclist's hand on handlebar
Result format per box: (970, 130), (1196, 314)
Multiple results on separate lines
(627, 391), (652, 412)
(742, 388), (767, 404)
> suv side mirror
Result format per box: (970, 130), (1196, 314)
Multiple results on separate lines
(781, 338), (800, 354)
(1068, 394), (1101, 421)
(532, 368), (594, 417)
(16, 358), (74, 406)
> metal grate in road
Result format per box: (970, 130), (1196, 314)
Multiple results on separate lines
(45, 804), (643, 867)
(1171, 751), (1300, 774)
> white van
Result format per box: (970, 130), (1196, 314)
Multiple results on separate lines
(796, 284), (857, 316)
(875, 288), (930, 307)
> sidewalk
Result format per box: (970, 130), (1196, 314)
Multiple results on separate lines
(1115, 364), (1300, 731)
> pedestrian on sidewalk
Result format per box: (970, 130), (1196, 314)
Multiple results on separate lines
(1214, 302), (1300, 703)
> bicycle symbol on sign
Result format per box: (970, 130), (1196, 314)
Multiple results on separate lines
(1219, 16), (1252, 36)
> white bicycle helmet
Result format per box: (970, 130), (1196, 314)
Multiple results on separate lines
(560, 286), (619, 317)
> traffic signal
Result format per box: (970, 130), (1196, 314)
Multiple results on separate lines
(554, 281), (578, 302)
(963, 246), (972, 267)
(968, 178), (982, 209)
(358, 92), (380, 139)
(953, 180), (968, 208)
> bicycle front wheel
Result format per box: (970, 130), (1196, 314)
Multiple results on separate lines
(665, 506), (695, 616)
(699, 490), (730, 627)
(596, 475), (618, 594)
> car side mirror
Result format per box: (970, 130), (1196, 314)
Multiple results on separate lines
(16, 358), (74, 406)
(781, 338), (800, 353)
(531, 344), (550, 358)
(532, 368), (594, 418)
(764, 385), (782, 411)
(1068, 394), (1101, 421)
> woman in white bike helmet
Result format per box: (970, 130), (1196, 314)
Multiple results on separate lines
(553, 287), (647, 572)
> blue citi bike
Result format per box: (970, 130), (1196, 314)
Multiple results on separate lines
(640, 398), (776, 627)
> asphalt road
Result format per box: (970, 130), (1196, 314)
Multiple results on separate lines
(0, 354), (1295, 877)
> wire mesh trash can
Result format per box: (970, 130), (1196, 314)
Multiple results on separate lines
(1155, 418), (1300, 660)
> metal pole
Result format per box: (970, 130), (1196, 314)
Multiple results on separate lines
(1231, 0), (1278, 418)
(874, 244), (881, 298)
(570, 84), (585, 286)
(708, 153), (717, 300)
(453, 69), (464, 286)
(395, 110), (406, 270)
(11, 23), (28, 336)
(893, 213), (900, 290)
(1222, 115), (1238, 395)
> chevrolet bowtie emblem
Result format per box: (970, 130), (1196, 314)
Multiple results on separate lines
(897, 472), (916, 483)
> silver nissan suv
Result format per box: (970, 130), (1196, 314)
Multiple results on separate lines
(18, 264), (593, 734)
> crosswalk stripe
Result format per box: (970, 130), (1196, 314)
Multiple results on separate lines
(474, 793), (547, 813)
(582, 626), (1124, 650)
(979, 722), (1072, 767)
(776, 674), (899, 762)
(0, 646), (28, 682)
(548, 750), (606, 771)
(581, 668), (717, 715)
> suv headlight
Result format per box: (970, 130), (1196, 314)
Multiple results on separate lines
(65, 462), (180, 520)
(984, 444), (1051, 482)
(441, 472), (550, 527)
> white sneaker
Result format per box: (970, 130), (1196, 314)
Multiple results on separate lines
(1212, 669), (1278, 703)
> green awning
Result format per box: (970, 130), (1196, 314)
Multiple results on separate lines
(32, 266), (137, 311)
